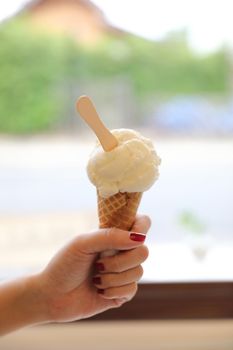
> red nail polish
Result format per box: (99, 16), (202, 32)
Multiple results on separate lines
(130, 232), (146, 242)
(92, 276), (101, 285)
(94, 262), (105, 271)
(97, 289), (104, 294)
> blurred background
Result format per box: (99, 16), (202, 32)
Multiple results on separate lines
(0, 0), (233, 348)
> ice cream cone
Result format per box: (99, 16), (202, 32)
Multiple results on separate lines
(76, 98), (161, 258)
(97, 191), (142, 231)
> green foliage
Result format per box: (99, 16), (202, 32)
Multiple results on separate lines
(101, 33), (229, 97)
(0, 19), (73, 133)
(0, 19), (229, 133)
(178, 210), (206, 235)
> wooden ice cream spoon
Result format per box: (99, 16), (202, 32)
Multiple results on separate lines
(76, 95), (118, 152)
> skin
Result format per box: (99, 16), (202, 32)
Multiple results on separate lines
(0, 215), (151, 336)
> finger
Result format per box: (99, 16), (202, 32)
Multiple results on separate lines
(131, 215), (151, 235)
(98, 282), (138, 301)
(93, 265), (143, 289)
(76, 227), (146, 254)
(96, 245), (149, 273)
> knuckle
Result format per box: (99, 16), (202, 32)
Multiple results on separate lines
(105, 227), (115, 249)
(137, 265), (144, 279)
(72, 233), (86, 249)
(113, 298), (126, 308)
(129, 282), (138, 300)
(106, 227), (118, 239)
(105, 227), (119, 250)
(139, 215), (151, 231)
(143, 215), (152, 228)
(139, 245), (149, 262)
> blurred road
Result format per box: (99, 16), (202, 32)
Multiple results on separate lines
(0, 135), (233, 244)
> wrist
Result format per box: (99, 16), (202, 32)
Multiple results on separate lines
(0, 273), (50, 336)
(21, 273), (51, 325)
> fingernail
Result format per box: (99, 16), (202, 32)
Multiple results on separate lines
(92, 276), (101, 285)
(130, 232), (146, 242)
(97, 289), (104, 294)
(94, 262), (105, 271)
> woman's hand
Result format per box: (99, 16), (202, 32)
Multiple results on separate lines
(0, 215), (150, 335)
(38, 215), (151, 322)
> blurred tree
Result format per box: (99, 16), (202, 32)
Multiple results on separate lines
(178, 210), (206, 236)
(0, 20), (229, 133)
(0, 20), (66, 133)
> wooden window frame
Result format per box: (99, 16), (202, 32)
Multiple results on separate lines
(90, 282), (233, 320)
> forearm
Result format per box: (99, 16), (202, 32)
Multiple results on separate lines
(0, 274), (48, 336)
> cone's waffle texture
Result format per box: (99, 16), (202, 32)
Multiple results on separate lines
(98, 191), (142, 231)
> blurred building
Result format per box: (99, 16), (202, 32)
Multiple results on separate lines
(20, 0), (123, 44)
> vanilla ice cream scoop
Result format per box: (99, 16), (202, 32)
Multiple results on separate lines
(87, 128), (161, 198)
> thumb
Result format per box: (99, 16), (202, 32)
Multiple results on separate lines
(75, 227), (146, 254)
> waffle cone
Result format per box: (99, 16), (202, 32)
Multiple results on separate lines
(97, 191), (142, 231)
